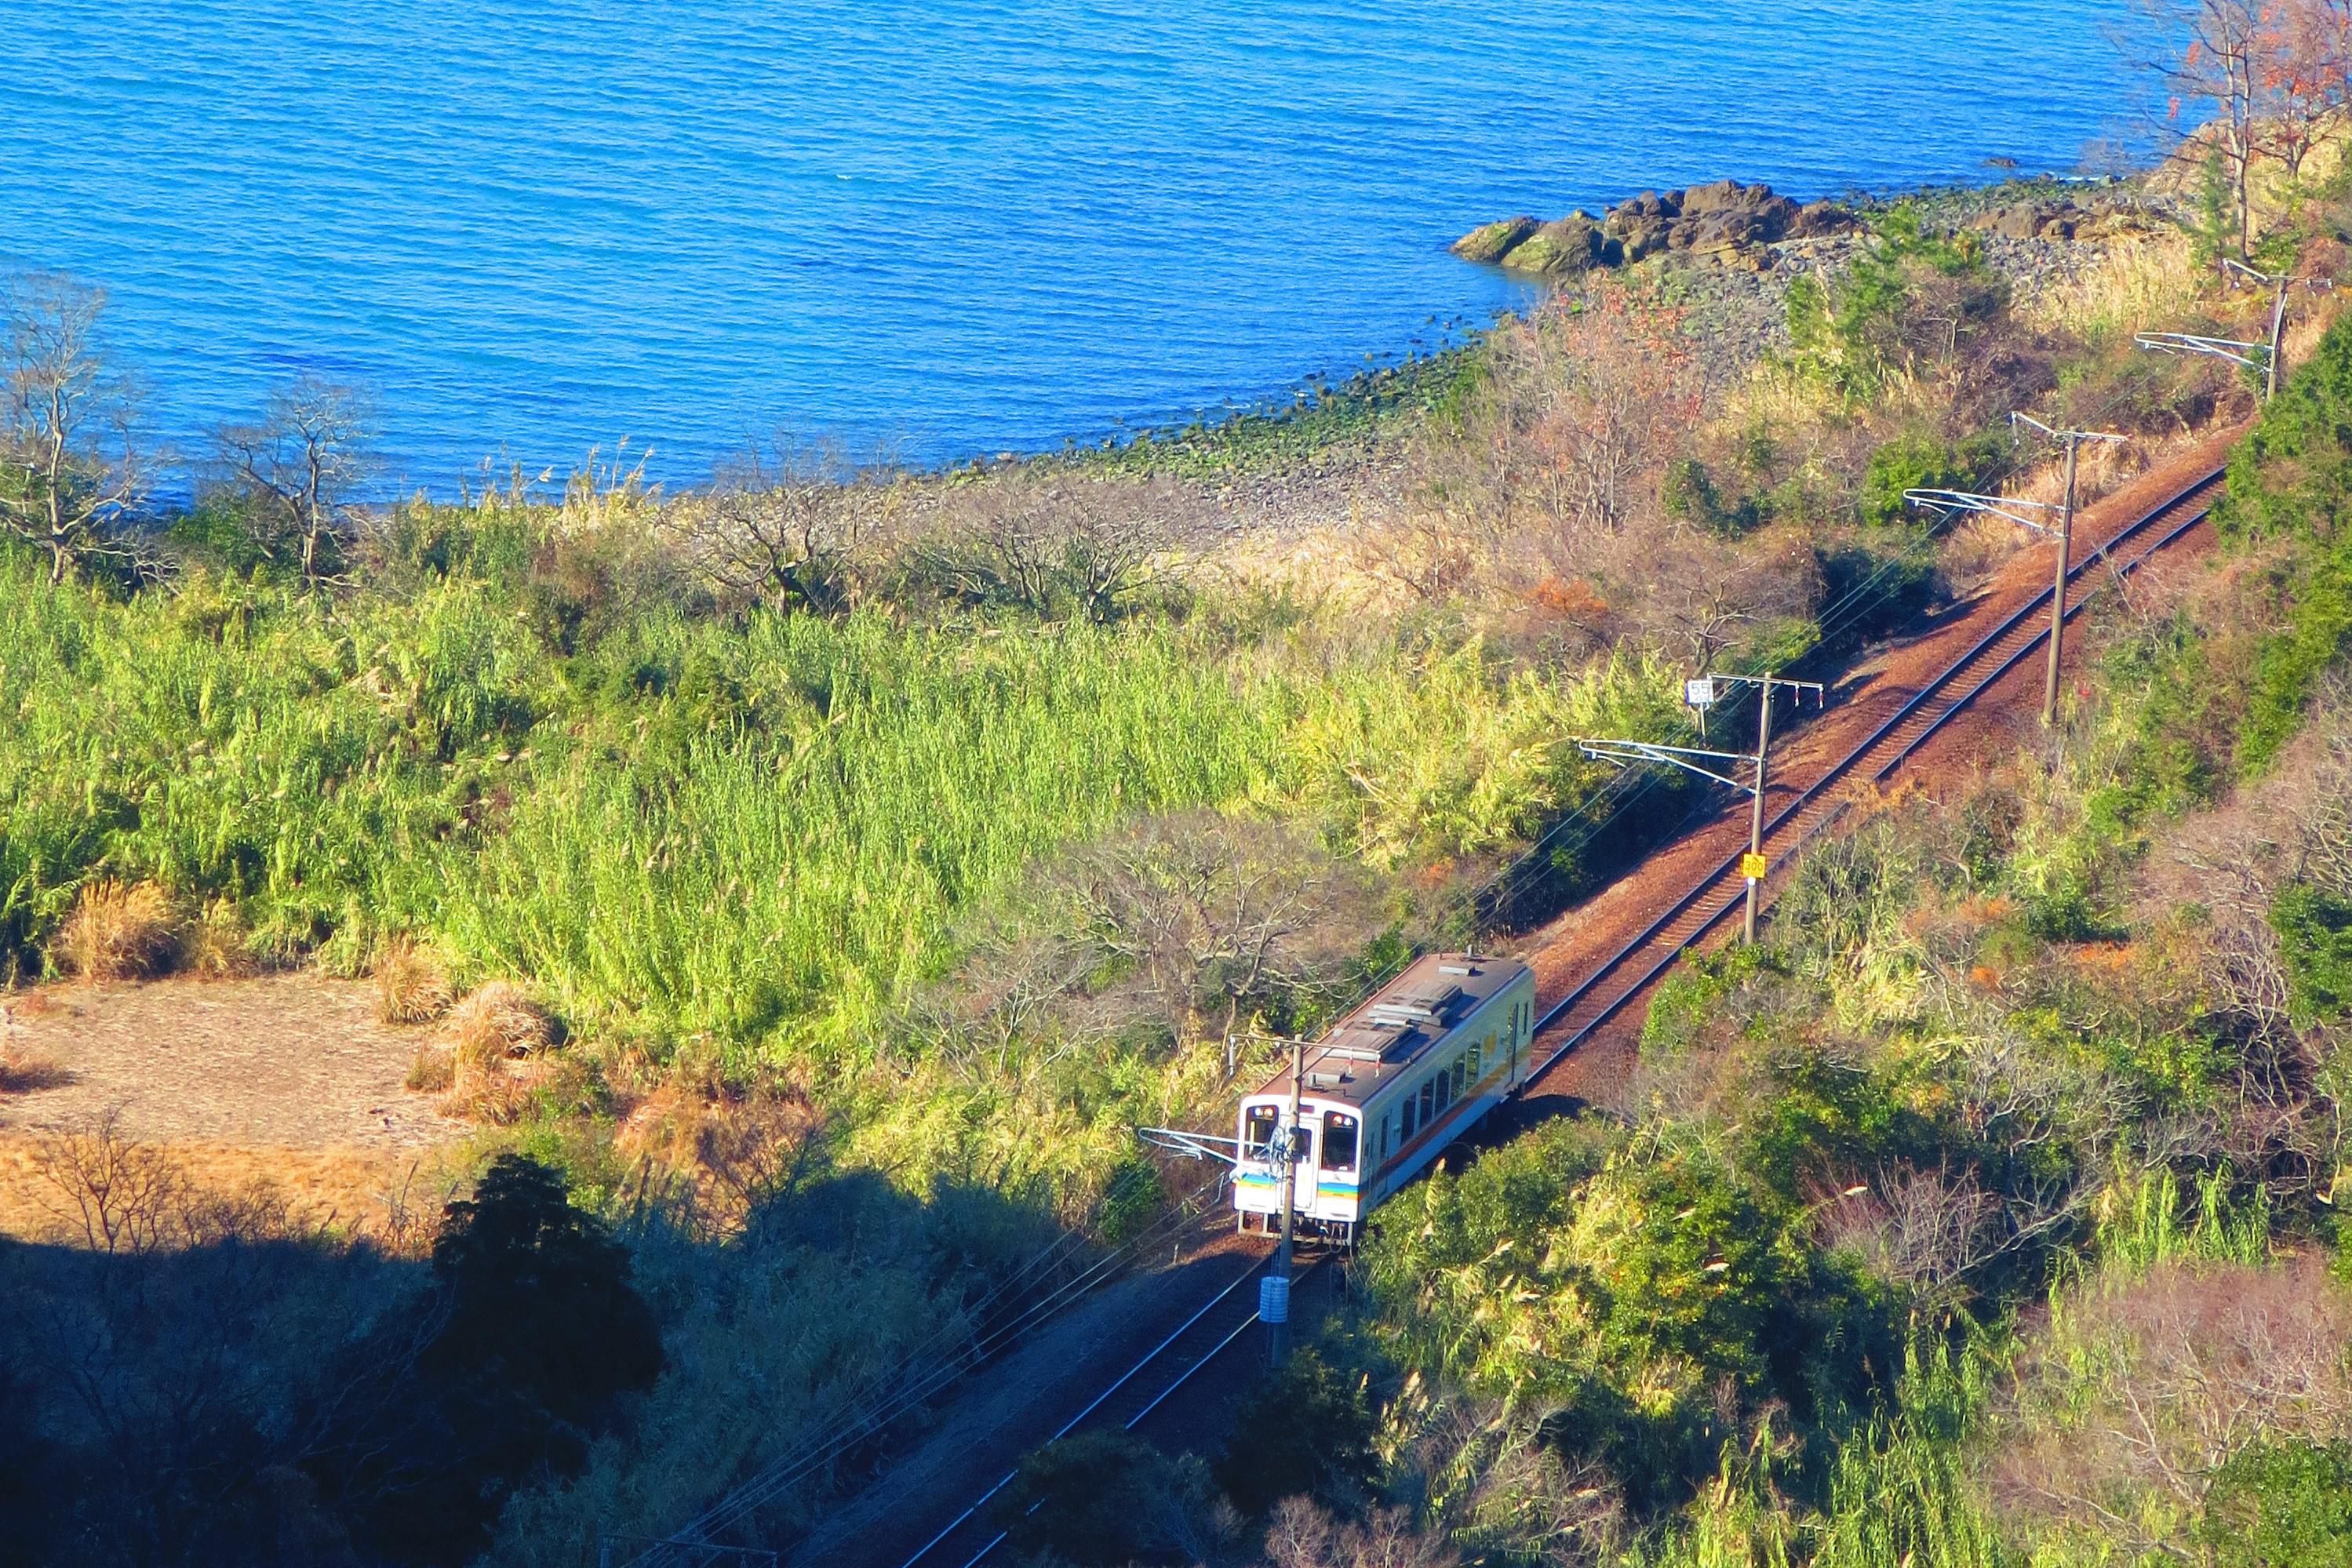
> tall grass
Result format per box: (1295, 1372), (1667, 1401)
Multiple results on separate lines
(0, 556), (1664, 1065)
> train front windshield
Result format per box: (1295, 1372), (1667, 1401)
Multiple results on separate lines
(1323, 1112), (1358, 1173)
(1244, 1105), (1278, 1155)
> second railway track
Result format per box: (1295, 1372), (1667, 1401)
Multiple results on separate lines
(1521, 461), (2226, 1082)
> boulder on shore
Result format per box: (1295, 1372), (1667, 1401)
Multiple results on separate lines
(1449, 215), (1540, 264)
(1499, 213), (1623, 275)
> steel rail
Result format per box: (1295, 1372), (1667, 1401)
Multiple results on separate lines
(1520, 465), (2226, 1084)
(897, 464), (2227, 1568)
(629, 1168), (1228, 1568)
(893, 1249), (1295, 1568)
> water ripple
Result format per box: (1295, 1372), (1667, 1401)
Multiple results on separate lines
(0, 0), (2156, 490)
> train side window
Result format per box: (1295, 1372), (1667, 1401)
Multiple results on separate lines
(1434, 1071), (1451, 1114)
(1402, 1095), (1418, 1139)
(1245, 1105), (1278, 1155)
(1418, 1079), (1435, 1122)
(1452, 1053), (1466, 1097)
(1324, 1113), (1359, 1173)
(1469, 1041), (1482, 1079)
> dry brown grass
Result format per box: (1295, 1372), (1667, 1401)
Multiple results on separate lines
(372, 933), (454, 1024)
(421, 981), (559, 1124)
(403, 1042), (453, 1094)
(0, 1126), (454, 1246)
(180, 897), (254, 980)
(0, 1045), (71, 1095)
(56, 881), (180, 982)
(614, 1061), (827, 1231)
(2015, 232), (2201, 340)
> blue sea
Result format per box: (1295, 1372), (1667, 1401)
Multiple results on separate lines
(3, 2), (2154, 492)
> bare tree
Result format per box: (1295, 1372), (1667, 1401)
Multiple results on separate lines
(927, 813), (1389, 1075)
(0, 272), (147, 584)
(27, 1108), (191, 1254)
(668, 434), (899, 613)
(1994, 1257), (2352, 1557)
(917, 474), (1196, 624)
(1061, 813), (1380, 1050)
(2263, 0), (2352, 175)
(1475, 282), (1702, 545)
(2132, 0), (2352, 255)
(216, 376), (372, 588)
(1353, 498), (1491, 603)
(1608, 526), (1818, 675)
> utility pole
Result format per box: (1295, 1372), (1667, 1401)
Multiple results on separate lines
(2265, 267), (2289, 401)
(1903, 417), (2127, 733)
(2012, 413), (2125, 729)
(1266, 1036), (1304, 1365)
(1746, 679), (1773, 944)
(2137, 260), (2332, 401)
(1588, 671), (1822, 944)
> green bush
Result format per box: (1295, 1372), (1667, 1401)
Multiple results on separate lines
(988, 1431), (1200, 1565)
(1858, 429), (2006, 530)
(1789, 207), (2005, 397)
(2201, 1440), (2352, 1568)
(2274, 884), (2352, 1026)
(2217, 315), (2352, 769)
(1663, 457), (1766, 537)
(1211, 1348), (1380, 1515)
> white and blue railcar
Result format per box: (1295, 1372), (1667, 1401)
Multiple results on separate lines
(1232, 953), (1538, 1243)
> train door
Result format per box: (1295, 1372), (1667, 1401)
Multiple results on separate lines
(1288, 1115), (1318, 1210)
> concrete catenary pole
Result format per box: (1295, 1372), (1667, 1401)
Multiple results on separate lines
(1267, 1036), (1305, 1364)
(2043, 436), (2080, 729)
(1743, 677), (1773, 945)
(2266, 273), (2292, 400)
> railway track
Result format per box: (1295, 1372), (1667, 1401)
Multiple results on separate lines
(1522, 463), (2226, 1081)
(657, 458), (2228, 1568)
(890, 1249), (1322, 1568)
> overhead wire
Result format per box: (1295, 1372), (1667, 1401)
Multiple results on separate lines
(630, 282), (2252, 1565)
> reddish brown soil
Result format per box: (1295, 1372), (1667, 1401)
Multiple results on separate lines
(1505, 426), (2241, 1113)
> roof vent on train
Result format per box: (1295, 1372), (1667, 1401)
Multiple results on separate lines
(1366, 982), (1462, 1030)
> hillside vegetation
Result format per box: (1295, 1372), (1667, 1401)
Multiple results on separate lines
(0, 89), (2334, 1568)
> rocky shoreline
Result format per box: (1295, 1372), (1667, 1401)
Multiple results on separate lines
(1453, 174), (2172, 278)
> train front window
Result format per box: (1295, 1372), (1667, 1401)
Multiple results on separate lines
(1291, 1128), (1314, 1170)
(1245, 1106), (1279, 1157)
(1323, 1113), (1359, 1174)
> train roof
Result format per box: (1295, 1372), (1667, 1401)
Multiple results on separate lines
(1247, 951), (1528, 1111)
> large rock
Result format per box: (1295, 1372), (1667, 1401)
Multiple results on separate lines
(1455, 180), (1856, 274)
(1971, 200), (2089, 242)
(1604, 189), (1680, 261)
(1500, 213), (1622, 275)
(1787, 200), (1857, 239)
(1451, 215), (1540, 264)
(1677, 179), (1801, 238)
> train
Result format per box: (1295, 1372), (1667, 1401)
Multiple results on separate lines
(1230, 952), (1537, 1244)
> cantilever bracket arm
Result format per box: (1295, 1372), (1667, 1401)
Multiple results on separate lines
(1138, 1127), (1247, 1168)
(1903, 487), (2062, 537)
(1576, 737), (1757, 795)
(2135, 330), (2268, 369)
